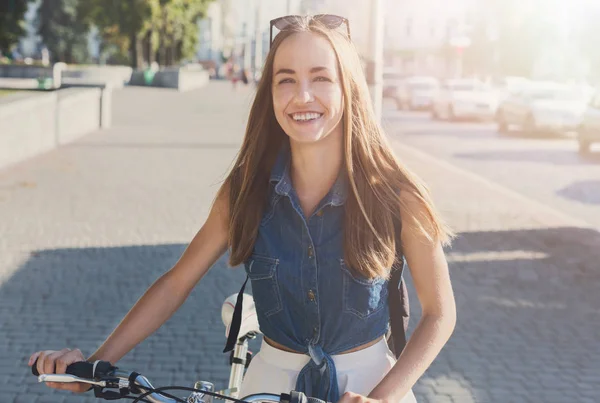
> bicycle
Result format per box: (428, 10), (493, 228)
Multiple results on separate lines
(30, 292), (322, 403)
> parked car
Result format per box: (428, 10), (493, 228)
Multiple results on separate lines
(382, 69), (405, 99)
(577, 92), (600, 154)
(395, 76), (439, 111)
(495, 82), (590, 135)
(431, 79), (498, 121)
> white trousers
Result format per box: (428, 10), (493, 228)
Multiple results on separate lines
(239, 337), (417, 403)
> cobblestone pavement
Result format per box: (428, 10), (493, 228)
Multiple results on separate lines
(1, 82), (599, 403)
(381, 106), (600, 229)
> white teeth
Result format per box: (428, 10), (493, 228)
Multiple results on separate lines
(292, 112), (322, 121)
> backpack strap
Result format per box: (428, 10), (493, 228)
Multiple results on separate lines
(387, 214), (410, 359)
(223, 275), (250, 353)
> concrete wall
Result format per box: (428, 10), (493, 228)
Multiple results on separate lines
(129, 66), (210, 91)
(0, 86), (111, 170)
(0, 63), (65, 88)
(56, 88), (102, 144)
(0, 92), (57, 169)
(0, 64), (133, 89)
(62, 66), (133, 89)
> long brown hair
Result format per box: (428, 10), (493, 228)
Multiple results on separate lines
(218, 16), (454, 279)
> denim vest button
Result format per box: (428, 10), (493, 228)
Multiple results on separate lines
(308, 245), (314, 257)
(308, 289), (316, 302)
(316, 210), (324, 217)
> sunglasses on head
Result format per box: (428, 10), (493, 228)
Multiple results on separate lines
(269, 14), (351, 49)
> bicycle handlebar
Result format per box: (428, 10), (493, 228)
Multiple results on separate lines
(32, 358), (110, 379)
(31, 359), (331, 403)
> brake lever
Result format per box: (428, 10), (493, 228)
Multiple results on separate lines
(38, 374), (107, 388)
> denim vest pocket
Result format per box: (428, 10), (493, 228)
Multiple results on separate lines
(340, 259), (388, 319)
(245, 254), (282, 317)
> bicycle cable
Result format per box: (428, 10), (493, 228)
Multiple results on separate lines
(132, 385), (251, 403)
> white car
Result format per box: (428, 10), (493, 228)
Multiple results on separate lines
(577, 91), (600, 154)
(431, 79), (498, 121)
(496, 82), (590, 135)
(395, 76), (439, 111)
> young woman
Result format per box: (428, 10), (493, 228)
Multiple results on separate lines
(29, 15), (456, 403)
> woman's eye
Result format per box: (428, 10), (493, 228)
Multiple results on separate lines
(315, 76), (331, 82)
(278, 78), (294, 84)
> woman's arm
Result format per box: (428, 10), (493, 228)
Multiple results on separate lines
(368, 193), (457, 402)
(87, 186), (231, 364)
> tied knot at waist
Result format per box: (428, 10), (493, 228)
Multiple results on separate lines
(295, 344), (340, 403)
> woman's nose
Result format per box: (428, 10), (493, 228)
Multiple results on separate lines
(295, 83), (314, 104)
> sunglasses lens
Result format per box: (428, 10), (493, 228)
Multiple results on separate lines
(315, 15), (344, 29)
(273, 16), (299, 30)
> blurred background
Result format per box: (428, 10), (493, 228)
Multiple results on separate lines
(3, 0), (600, 81)
(2, 2), (600, 403)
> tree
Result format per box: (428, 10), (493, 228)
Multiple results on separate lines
(79, 0), (154, 68)
(0, 0), (29, 56)
(37, 0), (90, 64)
(155, 0), (212, 65)
(84, 0), (214, 68)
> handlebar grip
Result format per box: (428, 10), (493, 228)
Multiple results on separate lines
(31, 359), (113, 379)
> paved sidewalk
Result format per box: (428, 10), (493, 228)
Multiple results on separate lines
(0, 81), (598, 403)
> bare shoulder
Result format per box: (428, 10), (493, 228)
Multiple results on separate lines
(397, 186), (428, 223)
(396, 184), (452, 246)
(398, 187), (422, 206)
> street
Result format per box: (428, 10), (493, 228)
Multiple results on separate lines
(382, 105), (600, 229)
(1, 82), (599, 403)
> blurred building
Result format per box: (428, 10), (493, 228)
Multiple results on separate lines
(291, 0), (489, 78)
(196, 1), (224, 71)
(384, 0), (486, 78)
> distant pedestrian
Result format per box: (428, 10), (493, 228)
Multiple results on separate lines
(240, 68), (249, 85)
(228, 61), (241, 90)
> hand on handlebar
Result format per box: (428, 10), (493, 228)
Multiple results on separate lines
(28, 348), (92, 393)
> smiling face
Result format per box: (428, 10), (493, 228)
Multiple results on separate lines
(271, 32), (344, 144)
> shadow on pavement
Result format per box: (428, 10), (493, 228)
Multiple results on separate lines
(408, 226), (600, 402)
(556, 180), (600, 205)
(2, 244), (251, 403)
(454, 149), (600, 166)
(4, 227), (600, 402)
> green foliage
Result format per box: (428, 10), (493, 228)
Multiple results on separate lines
(0, 0), (29, 54)
(83, 0), (214, 67)
(37, 0), (91, 63)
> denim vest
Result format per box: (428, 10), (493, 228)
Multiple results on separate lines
(244, 145), (391, 402)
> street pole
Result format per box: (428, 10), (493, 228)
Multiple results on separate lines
(367, 0), (385, 123)
(242, 0), (252, 73)
(254, 0), (263, 78)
